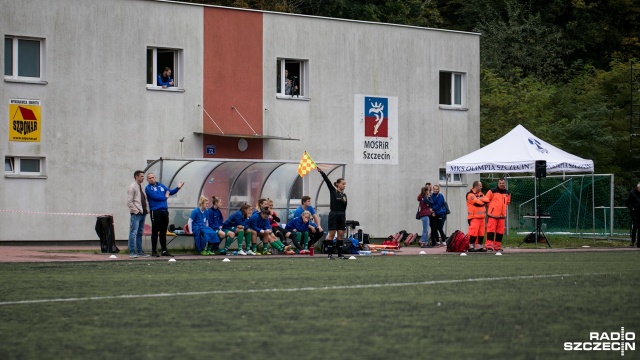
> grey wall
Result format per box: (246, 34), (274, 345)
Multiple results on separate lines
(262, 14), (480, 237)
(0, 0), (479, 241)
(0, 0), (204, 240)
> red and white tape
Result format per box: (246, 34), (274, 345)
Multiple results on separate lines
(0, 210), (112, 216)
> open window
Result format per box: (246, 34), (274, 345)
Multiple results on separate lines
(4, 36), (46, 83)
(276, 58), (308, 98)
(439, 71), (465, 107)
(147, 47), (183, 90)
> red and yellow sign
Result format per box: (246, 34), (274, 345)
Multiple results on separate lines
(9, 99), (41, 142)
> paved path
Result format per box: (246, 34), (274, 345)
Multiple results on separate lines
(0, 244), (636, 263)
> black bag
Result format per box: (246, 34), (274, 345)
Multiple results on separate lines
(415, 203), (421, 220)
(444, 201), (451, 214)
(95, 215), (119, 253)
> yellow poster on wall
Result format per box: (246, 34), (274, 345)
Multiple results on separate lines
(9, 99), (41, 142)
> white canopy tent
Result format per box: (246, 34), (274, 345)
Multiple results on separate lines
(446, 124), (594, 174)
(445, 124), (601, 239)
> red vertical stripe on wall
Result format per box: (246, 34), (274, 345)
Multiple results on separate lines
(203, 8), (263, 159)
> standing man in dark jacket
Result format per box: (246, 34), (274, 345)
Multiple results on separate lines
(625, 182), (640, 247)
(145, 173), (184, 257)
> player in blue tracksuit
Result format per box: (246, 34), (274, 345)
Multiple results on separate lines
(293, 196), (325, 252)
(188, 196), (219, 255)
(206, 196), (226, 254)
(221, 204), (253, 255)
(285, 211), (313, 254)
(145, 173), (184, 257)
(249, 208), (272, 239)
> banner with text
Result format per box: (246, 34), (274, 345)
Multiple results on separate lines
(9, 99), (41, 142)
(354, 95), (398, 165)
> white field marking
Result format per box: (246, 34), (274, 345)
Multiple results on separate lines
(0, 273), (601, 306)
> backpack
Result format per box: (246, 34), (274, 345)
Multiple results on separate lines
(446, 230), (469, 253)
(404, 232), (419, 246)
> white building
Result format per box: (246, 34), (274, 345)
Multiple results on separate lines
(1, 0), (480, 243)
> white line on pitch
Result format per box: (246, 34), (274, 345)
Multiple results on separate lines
(0, 273), (597, 306)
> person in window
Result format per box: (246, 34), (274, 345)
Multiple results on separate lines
(157, 67), (174, 88)
(284, 69), (298, 95)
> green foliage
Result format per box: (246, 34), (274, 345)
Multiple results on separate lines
(170, 0), (640, 189)
(480, 59), (637, 196)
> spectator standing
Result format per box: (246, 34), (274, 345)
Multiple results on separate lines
(625, 182), (640, 247)
(417, 186), (432, 248)
(126, 170), (149, 258)
(428, 184), (448, 247)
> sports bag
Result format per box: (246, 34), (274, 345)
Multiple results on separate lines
(446, 230), (469, 253)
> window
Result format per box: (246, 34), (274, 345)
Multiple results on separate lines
(439, 71), (465, 107)
(4, 157), (45, 176)
(4, 158), (13, 172)
(276, 58), (308, 98)
(4, 36), (46, 82)
(147, 47), (183, 89)
(439, 168), (462, 184)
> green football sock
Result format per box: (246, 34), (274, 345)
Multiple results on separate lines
(236, 232), (245, 250)
(224, 236), (234, 250)
(272, 240), (284, 251)
(302, 233), (309, 249)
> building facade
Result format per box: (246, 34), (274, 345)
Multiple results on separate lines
(1, 0), (480, 242)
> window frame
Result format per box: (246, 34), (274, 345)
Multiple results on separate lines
(146, 47), (184, 91)
(276, 58), (309, 99)
(439, 71), (466, 108)
(4, 35), (47, 84)
(439, 168), (462, 184)
(4, 156), (47, 178)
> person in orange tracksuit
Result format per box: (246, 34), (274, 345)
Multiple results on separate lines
(485, 178), (511, 252)
(467, 180), (489, 252)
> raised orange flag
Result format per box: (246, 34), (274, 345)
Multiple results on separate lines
(297, 151), (317, 177)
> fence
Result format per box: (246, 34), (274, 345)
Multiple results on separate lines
(481, 174), (626, 239)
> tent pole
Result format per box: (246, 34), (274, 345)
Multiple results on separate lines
(576, 175), (584, 240)
(592, 173), (596, 242)
(609, 174), (614, 239)
(444, 174), (449, 236)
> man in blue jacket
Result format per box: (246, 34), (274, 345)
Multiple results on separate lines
(145, 173), (184, 257)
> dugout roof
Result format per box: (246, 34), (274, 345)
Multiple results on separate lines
(143, 157), (346, 226)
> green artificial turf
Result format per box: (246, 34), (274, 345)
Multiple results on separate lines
(0, 252), (637, 359)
